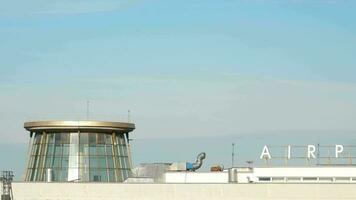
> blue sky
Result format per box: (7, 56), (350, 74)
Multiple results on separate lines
(1, 0), (356, 177)
(1, 0), (356, 139)
(1, 0), (356, 82)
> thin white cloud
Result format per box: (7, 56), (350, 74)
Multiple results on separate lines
(239, 0), (352, 4)
(0, 0), (138, 16)
(1, 73), (356, 142)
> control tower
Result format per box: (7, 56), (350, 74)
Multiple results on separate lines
(23, 121), (135, 182)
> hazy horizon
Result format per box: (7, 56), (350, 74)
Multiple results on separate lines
(1, 0), (356, 180)
(2, 131), (356, 181)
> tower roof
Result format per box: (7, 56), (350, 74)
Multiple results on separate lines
(24, 120), (135, 133)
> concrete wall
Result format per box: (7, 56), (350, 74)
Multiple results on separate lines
(252, 167), (356, 177)
(165, 172), (228, 183)
(7, 182), (356, 200)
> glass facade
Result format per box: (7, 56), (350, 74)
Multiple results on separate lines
(25, 131), (132, 182)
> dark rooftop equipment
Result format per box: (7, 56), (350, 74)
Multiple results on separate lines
(1, 171), (14, 200)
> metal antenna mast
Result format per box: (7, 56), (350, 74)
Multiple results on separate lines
(317, 143), (320, 166)
(1, 171), (14, 200)
(128, 110), (131, 123)
(232, 143), (235, 168)
(86, 100), (90, 120)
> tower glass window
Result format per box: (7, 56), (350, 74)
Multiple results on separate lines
(24, 121), (135, 182)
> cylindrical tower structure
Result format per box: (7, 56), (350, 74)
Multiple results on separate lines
(23, 121), (135, 183)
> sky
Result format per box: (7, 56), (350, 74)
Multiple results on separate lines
(1, 0), (356, 178)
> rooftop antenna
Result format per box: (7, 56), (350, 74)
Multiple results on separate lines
(86, 100), (90, 120)
(127, 110), (131, 123)
(317, 143), (320, 166)
(232, 143), (235, 168)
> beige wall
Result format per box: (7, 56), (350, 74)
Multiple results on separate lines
(4, 182), (356, 200)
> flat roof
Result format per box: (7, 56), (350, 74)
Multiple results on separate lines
(24, 121), (135, 133)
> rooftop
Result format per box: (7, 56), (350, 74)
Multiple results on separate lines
(24, 121), (135, 133)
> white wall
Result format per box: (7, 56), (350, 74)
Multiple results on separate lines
(164, 167), (356, 184)
(10, 182), (356, 200)
(236, 167), (356, 183)
(252, 167), (356, 177)
(165, 172), (228, 183)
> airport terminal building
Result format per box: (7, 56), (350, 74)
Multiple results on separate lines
(1, 120), (356, 200)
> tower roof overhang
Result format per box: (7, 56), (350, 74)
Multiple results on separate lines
(24, 121), (135, 133)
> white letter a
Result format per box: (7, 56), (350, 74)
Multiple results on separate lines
(260, 145), (271, 159)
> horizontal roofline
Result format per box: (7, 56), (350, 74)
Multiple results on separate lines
(24, 121), (135, 133)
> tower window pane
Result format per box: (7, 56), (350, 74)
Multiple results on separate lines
(34, 134), (42, 144)
(98, 157), (107, 168)
(90, 157), (99, 168)
(45, 156), (53, 167)
(61, 168), (68, 181)
(79, 144), (89, 156)
(89, 133), (97, 144)
(63, 144), (69, 156)
(97, 134), (105, 144)
(105, 134), (112, 144)
(69, 144), (79, 156)
(52, 169), (60, 181)
(68, 156), (78, 168)
(106, 145), (113, 155)
(53, 157), (61, 167)
(47, 134), (55, 144)
(79, 167), (89, 182)
(99, 170), (108, 181)
(80, 156), (89, 169)
(62, 157), (69, 168)
(80, 133), (89, 144)
(61, 133), (70, 144)
(90, 170), (101, 182)
(89, 145), (97, 155)
(96, 145), (105, 156)
(107, 156), (114, 168)
(108, 169), (115, 182)
(54, 145), (62, 156)
(31, 144), (39, 155)
(55, 134), (61, 144)
(46, 144), (54, 155)
(119, 156), (127, 169)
